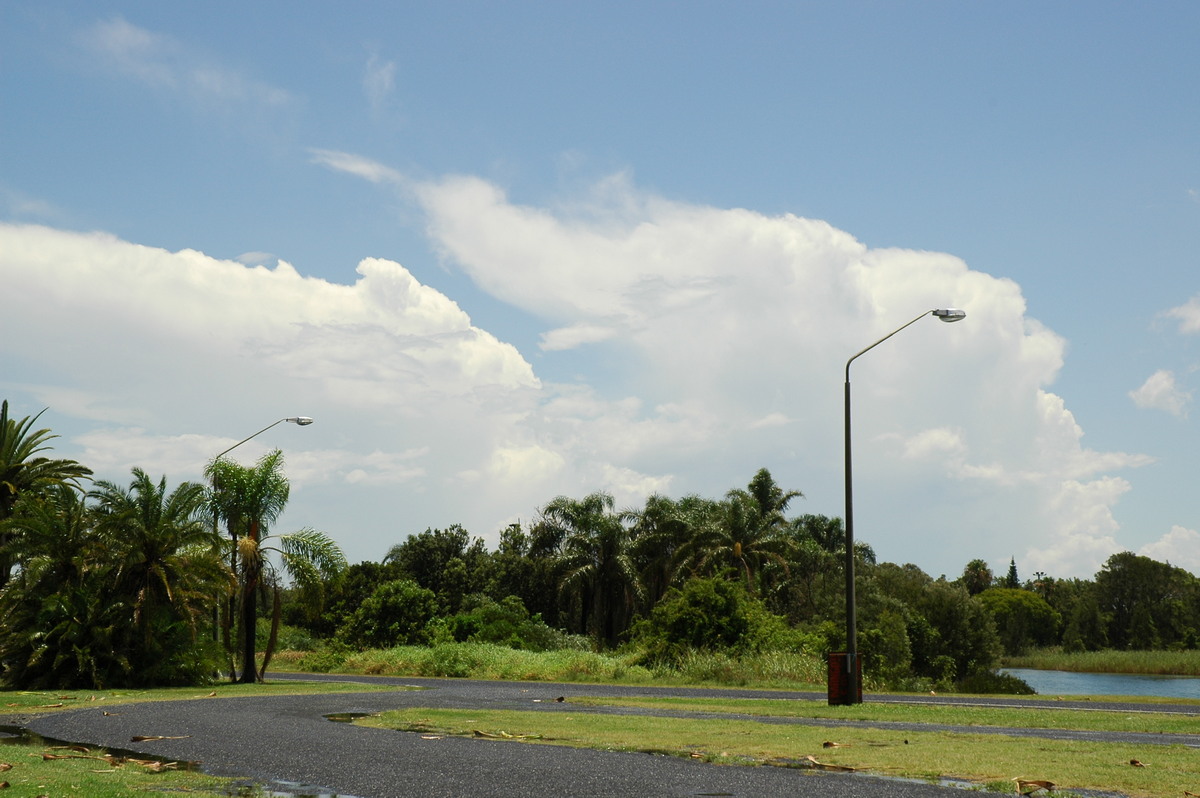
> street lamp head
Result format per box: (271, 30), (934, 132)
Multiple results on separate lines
(286, 416), (314, 426)
(933, 308), (966, 323)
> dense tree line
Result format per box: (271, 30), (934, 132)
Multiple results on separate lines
(295, 473), (1200, 688)
(5, 398), (1200, 691)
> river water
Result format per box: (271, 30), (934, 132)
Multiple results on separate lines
(1002, 667), (1200, 699)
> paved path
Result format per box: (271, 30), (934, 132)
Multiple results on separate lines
(21, 675), (1200, 798)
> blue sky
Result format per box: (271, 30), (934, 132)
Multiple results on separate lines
(2, 1), (1198, 580)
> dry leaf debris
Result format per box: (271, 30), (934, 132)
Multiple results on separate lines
(1013, 778), (1056, 795)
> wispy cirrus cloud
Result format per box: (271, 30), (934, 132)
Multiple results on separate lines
(310, 148), (407, 186)
(79, 17), (293, 111)
(363, 53), (397, 115)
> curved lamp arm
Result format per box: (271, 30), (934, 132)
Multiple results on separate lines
(212, 416), (314, 461)
(846, 308), (965, 380)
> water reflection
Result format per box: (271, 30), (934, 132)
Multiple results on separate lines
(259, 781), (357, 798)
(1002, 668), (1200, 699)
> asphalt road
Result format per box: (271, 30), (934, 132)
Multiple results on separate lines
(21, 675), (1200, 798)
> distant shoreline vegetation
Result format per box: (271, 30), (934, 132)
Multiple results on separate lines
(1003, 648), (1200, 676)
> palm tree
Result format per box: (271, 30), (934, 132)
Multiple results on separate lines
(206, 450), (289, 682)
(746, 467), (803, 525)
(2, 482), (98, 594)
(0, 400), (92, 586)
(246, 525), (345, 679)
(675, 471), (803, 595)
(793, 512), (875, 563)
(90, 468), (230, 683)
(0, 483), (126, 688)
(206, 450), (344, 681)
(630, 493), (720, 609)
(540, 492), (642, 648)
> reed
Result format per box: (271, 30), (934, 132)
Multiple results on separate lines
(1003, 648), (1200, 675)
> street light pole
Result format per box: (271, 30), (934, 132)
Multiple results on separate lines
(831, 308), (965, 705)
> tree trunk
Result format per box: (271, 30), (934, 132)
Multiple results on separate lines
(239, 522), (260, 684)
(239, 567), (258, 683)
(258, 584), (282, 681)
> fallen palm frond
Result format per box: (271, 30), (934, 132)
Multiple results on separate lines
(39, 750), (183, 772)
(766, 755), (856, 772)
(39, 753), (109, 763)
(1013, 777), (1056, 794)
(471, 729), (544, 740)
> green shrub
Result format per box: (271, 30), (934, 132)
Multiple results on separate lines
(954, 669), (1035, 695)
(296, 642), (352, 673)
(632, 578), (811, 666)
(446, 595), (585, 652)
(338, 579), (439, 648)
(256, 620), (318, 652)
(420, 642), (489, 677)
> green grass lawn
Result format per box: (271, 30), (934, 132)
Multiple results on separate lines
(569, 693), (1200, 733)
(360, 695), (1200, 798)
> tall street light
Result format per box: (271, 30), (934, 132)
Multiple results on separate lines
(830, 308), (965, 705)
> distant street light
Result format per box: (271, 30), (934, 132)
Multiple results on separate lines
(830, 308), (965, 705)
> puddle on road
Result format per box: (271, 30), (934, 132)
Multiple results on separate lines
(324, 711), (373, 723)
(250, 780), (363, 798)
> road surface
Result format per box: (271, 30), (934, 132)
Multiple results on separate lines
(21, 674), (1198, 797)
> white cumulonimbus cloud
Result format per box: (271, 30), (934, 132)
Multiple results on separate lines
(0, 160), (1164, 575)
(399, 166), (1154, 577)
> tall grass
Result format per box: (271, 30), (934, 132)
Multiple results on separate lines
(1003, 648), (1200, 675)
(278, 643), (828, 689)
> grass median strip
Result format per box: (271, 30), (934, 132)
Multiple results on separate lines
(0, 678), (413, 715)
(359, 704), (1200, 798)
(567, 695), (1200, 735)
